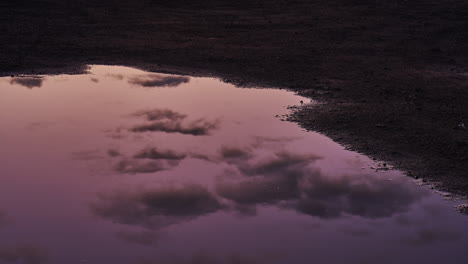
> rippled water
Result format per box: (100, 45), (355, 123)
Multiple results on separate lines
(0, 65), (467, 264)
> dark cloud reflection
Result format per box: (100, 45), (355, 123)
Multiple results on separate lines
(217, 148), (425, 219)
(131, 109), (219, 136)
(131, 119), (219, 135)
(111, 146), (190, 174)
(233, 151), (320, 177)
(93, 143), (427, 230)
(134, 148), (187, 160)
(215, 150), (315, 214)
(91, 185), (224, 230)
(108, 145), (215, 174)
(114, 158), (181, 174)
(10, 77), (44, 89)
(219, 146), (252, 161)
(295, 174), (424, 219)
(132, 109), (187, 122)
(216, 172), (301, 206)
(107, 149), (121, 157)
(129, 74), (189, 88)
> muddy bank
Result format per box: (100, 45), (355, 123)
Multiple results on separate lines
(1, 0), (467, 195)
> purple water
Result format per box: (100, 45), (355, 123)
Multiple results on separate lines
(0, 65), (467, 264)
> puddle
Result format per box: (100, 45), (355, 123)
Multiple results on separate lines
(0, 65), (467, 264)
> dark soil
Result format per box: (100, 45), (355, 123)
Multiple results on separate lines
(1, 0), (467, 195)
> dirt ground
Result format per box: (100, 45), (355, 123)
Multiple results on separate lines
(1, 0), (467, 196)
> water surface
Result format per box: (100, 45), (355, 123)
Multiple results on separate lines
(0, 65), (467, 264)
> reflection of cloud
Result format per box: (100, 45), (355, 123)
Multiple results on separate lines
(131, 109), (220, 136)
(219, 146), (252, 160)
(188, 152), (215, 162)
(91, 185), (224, 230)
(116, 230), (160, 246)
(0, 245), (48, 264)
(401, 228), (461, 246)
(107, 149), (121, 157)
(217, 147), (425, 219)
(221, 172), (423, 219)
(131, 119), (219, 135)
(216, 150), (317, 214)
(134, 148), (186, 160)
(114, 158), (181, 174)
(10, 77), (43, 88)
(234, 152), (320, 177)
(132, 109), (187, 122)
(107, 145), (212, 174)
(217, 174), (300, 208)
(93, 142), (427, 231)
(129, 74), (189, 87)
(295, 174), (424, 219)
